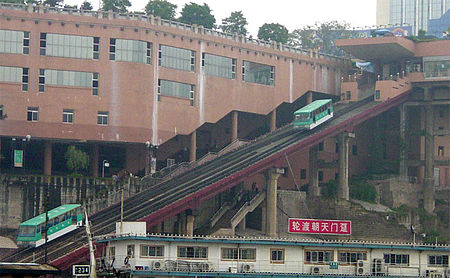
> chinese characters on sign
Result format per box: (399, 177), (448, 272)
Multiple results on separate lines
(288, 218), (351, 235)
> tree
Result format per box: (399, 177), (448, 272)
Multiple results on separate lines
(220, 10), (248, 36)
(102, 0), (131, 13)
(179, 2), (216, 29)
(64, 4), (77, 9)
(80, 0), (93, 10)
(65, 146), (89, 175)
(145, 0), (177, 20)
(43, 0), (64, 7)
(289, 21), (355, 56)
(257, 23), (289, 44)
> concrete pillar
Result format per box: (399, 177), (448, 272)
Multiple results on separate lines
(264, 168), (284, 237)
(261, 201), (266, 233)
(90, 144), (99, 177)
(337, 133), (354, 200)
(307, 92), (313, 104)
(423, 103), (435, 213)
(189, 131), (196, 162)
(399, 104), (408, 178)
(269, 109), (277, 132)
(231, 111), (238, 141)
(238, 216), (246, 232)
(308, 145), (320, 196)
(186, 215), (195, 236)
(43, 142), (52, 176)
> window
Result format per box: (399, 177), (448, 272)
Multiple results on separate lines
(0, 30), (28, 54)
(270, 249), (284, 264)
(27, 107), (38, 122)
(305, 250), (333, 264)
(108, 247), (115, 259)
(22, 68), (29, 91)
(97, 111), (108, 126)
(384, 253), (409, 265)
(346, 91), (351, 100)
(300, 169), (306, 179)
(202, 53), (236, 79)
(0, 105), (3, 119)
(177, 246), (207, 259)
(40, 33), (99, 59)
(375, 90), (380, 99)
(0, 65), (22, 83)
(140, 245), (164, 257)
(221, 248), (256, 261)
(62, 109), (74, 123)
(423, 58), (450, 79)
(318, 171), (323, 181)
(158, 79), (194, 105)
(318, 142), (324, 151)
(438, 146), (444, 156)
(158, 45), (195, 71)
(126, 245), (135, 258)
(242, 61), (274, 85)
(110, 38), (151, 64)
(39, 69), (98, 94)
(352, 145), (358, 155)
(338, 251), (367, 264)
(428, 255), (448, 267)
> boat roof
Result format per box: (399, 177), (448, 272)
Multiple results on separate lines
(294, 99), (332, 114)
(19, 204), (81, 226)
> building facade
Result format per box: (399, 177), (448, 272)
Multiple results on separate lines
(0, 3), (345, 177)
(376, 0), (449, 36)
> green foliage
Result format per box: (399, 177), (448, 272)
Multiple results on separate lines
(80, 1), (93, 10)
(42, 0), (63, 7)
(220, 11), (248, 36)
(179, 2), (216, 29)
(2, 0), (25, 4)
(145, 0), (177, 20)
(102, 0), (131, 13)
(65, 146), (89, 175)
(418, 29), (426, 40)
(289, 21), (356, 56)
(257, 23), (289, 43)
(322, 179), (338, 199)
(349, 178), (377, 203)
(64, 4), (77, 9)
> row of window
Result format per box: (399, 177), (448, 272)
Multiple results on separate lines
(1, 30), (275, 86)
(25, 107), (109, 125)
(114, 245), (448, 267)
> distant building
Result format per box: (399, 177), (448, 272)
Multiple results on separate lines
(376, 0), (449, 35)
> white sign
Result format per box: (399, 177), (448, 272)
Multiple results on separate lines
(73, 265), (90, 276)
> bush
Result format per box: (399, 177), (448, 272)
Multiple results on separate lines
(322, 180), (338, 199)
(65, 145), (89, 175)
(349, 179), (377, 203)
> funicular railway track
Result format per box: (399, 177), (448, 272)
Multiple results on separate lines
(4, 97), (379, 265)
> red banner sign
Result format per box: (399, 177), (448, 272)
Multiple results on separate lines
(288, 218), (351, 235)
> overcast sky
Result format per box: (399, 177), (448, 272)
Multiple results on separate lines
(65, 0), (377, 36)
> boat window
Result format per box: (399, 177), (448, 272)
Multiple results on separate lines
(18, 225), (36, 236)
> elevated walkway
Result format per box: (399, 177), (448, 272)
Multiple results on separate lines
(2, 90), (412, 269)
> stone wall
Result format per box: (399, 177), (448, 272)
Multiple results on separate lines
(371, 177), (423, 208)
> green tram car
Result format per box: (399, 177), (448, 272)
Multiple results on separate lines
(17, 204), (83, 248)
(293, 99), (333, 129)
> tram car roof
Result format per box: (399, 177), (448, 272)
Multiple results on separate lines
(294, 99), (332, 114)
(19, 204), (81, 226)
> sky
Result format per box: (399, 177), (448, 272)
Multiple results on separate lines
(65, 0), (377, 36)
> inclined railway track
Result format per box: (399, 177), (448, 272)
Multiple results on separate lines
(3, 98), (375, 265)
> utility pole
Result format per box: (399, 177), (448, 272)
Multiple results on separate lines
(84, 208), (97, 278)
(44, 182), (49, 264)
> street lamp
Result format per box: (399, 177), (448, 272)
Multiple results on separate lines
(145, 141), (158, 175)
(102, 160), (109, 178)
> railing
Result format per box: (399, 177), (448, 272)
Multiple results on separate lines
(0, 2), (348, 63)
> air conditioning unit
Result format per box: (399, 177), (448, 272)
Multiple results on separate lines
(356, 260), (369, 276)
(241, 264), (255, 273)
(428, 271), (443, 278)
(311, 266), (327, 275)
(152, 260), (165, 271)
(372, 258), (387, 276)
(198, 262), (213, 272)
(229, 266), (238, 273)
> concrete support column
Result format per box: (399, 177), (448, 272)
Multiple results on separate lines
(337, 133), (354, 200)
(307, 92), (313, 104)
(90, 144), (99, 177)
(399, 104), (408, 179)
(238, 217), (246, 232)
(264, 168), (284, 237)
(423, 103), (435, 213)
(186, 215), (195, 236)
(308, 145), (320, 196)
(231, 111), (238, 141)
(269, 109), (277, 132)
(261, 201), (266, 233)
(189, 131), (197, 162)
(43, 142), (52, 176)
